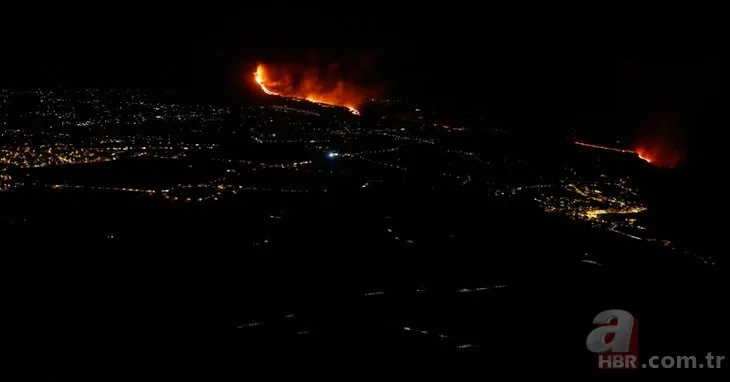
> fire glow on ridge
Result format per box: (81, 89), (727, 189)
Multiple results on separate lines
(574, 141), (656, 166)
(254, 63), (362, 115)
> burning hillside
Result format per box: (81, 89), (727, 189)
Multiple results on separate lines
(574, 141), (680, 168)
(254, 62), (370, 115)
(634, 118), (683, 168)
(634, 143), (680, 168)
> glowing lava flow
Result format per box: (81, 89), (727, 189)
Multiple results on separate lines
(306, 95), (360, 116)
(637, 153), (652, 163)
(573, 141), (636, 154)
(574, 141), (655, 165)
(253, 64), (361, 116)
(254, 66), (277, 96)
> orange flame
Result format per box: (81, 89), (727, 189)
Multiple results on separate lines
(634, 145), (679, 168)
(574, 141), (678, 168)
(633, 117), (683, 168)
(637, 152), (652, 163)
(253, 63), (365, 115)
(254, 65), (277, 96)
